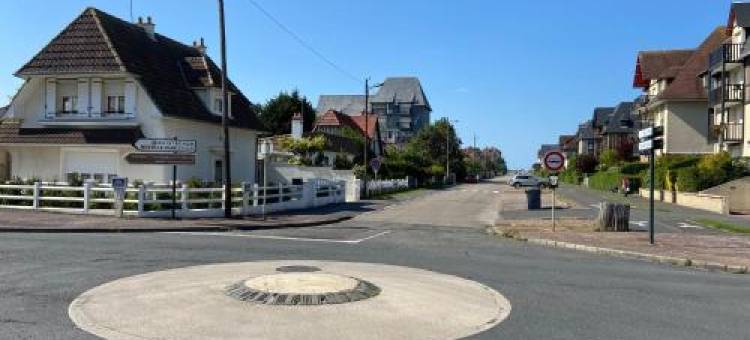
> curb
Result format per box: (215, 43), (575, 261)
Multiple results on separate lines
(487, 228), (749, 275)
(0, 215), (354, 233)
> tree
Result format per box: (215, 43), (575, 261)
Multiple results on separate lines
(576, 154), (598, 174)
(397, 119), (466, 182)
(259, 90), (315, 135)
(279, 135), (327, 166)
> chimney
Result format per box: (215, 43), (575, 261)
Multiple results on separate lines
(193, 37), (207, 55)
(137, 16), (156, 40)
(291, 112), (304, 139)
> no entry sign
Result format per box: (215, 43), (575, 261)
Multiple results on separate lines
(543, 151), (565, 172)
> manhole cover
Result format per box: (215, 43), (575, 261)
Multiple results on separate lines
(276, 265), (321, 273)
(225, 273), (380, 306)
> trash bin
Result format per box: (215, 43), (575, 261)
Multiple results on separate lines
(525, 188), (541, 210)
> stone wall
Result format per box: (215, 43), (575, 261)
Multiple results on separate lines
(639, 188), (728, 215)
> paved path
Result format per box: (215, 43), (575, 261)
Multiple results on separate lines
(1, 179), (749, 339)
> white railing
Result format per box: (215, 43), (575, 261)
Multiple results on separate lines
(0, 179), (346, 218)
(366, 178), (410, 195)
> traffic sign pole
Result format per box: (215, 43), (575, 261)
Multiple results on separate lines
(543, 151), (565, 232)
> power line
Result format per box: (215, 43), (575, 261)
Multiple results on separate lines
(246, 0), (362, 84)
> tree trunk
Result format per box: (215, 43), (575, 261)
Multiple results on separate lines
(597, 202), (630, 232)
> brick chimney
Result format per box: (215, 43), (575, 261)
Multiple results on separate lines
(193, 37), (207, 55)
(136, 16), (156, 40)
(291, 112), (304, 139)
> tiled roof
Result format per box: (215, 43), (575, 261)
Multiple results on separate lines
(349, 114), (379, 139)
(558, 135), (576, 151)
(371, 77), (431, 110)
(592, 107), (615, 128)
(0, 119), (142, 144)
(15, 8), (262, 130)
(537, 144), (559, 159)
(632, 49), (694, 87)
(731, 3), (750, 28)
(314, 110), (378, 139)
(658, 27), (726, 101)
(577, 120), (597, 139)
(0, 106), (7, 118)
(316, 95), (365, 116)
(602, 102), (635, 134)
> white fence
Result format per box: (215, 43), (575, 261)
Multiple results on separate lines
(366, 178), (410, 196)
(0, 179), (346, 218)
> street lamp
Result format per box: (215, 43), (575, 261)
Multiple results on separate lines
(363, 78), (383, 198)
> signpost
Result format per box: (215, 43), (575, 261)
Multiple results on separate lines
(638, 126), (664, 245)
(111, 177), (128, 218)
(370, 158), (382, 179)
(543, 151), (565, 232)
(128, 138), (197, 219)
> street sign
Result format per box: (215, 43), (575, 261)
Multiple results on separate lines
(370, 157), (382, 173)
(133, 138), (196, 154)
(638, 139), (663, 152)
(638, 126), (663, 140)
(549, 175), (559, 187)
(111, 177), (128, 190)
(125, 153), (196, 165)
(543, 151), (565, 172)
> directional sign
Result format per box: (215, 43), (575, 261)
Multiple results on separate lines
(133, 138), (196, 154)
(543, 151), (565, 172)
(638, 139), (663, 152)
(125, 153), (196, 165)
(638, 126), (663, 140)
(370, 157), (382, 173)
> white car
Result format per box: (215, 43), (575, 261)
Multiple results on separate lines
(508, 175), (547, 189)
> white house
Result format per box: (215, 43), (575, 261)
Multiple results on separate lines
(1, 8), (264, 184)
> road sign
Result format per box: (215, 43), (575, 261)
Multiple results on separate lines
(543, 151), (565, 172)
(125, 153), (196, 165)
(549, 175), (559, 187)
(133, 138), (196, 154)
(370, 157), (382, 173)
(638, 139), (663, 152)
(638, 126), (663, 140)
(111, 177), (128, 190)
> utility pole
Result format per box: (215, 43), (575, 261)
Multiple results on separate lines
(218, 0), (232, 218)
(363, 78), (370, 198)
(649, 122), (656, 245)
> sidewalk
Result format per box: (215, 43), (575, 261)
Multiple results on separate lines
(495, 184), (750, 273)
(0, 202), (380, 233)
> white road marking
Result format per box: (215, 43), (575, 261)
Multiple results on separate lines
(678, 222), (703, 229)
(166, 230), (392, 244)
(590, 204), (601, 210)
(492, 191), (499, 194)
(629, 220), (648, 228)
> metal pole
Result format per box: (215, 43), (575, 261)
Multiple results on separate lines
(552, 186), (556, 232)
(218, 0), (232, 218)
(262, 157), (267, 220)
(446, 120), (450, 184)
(172, 164), (177, 219)
(363, 78), (369, 198)
(649, 138), (655, 245)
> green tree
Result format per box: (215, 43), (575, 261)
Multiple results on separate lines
(259, 90), (315, 135)
(279, 135), (327, 166)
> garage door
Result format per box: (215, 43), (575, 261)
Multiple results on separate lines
(62, 150), (118, 182)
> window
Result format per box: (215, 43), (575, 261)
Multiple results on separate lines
(61, 96), (78, 113)
(214, 98), (223, 114)
(214, 159), (223, 184)
(106, 96), (125, 113)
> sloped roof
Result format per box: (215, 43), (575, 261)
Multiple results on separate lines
(316, 95), (365, 116)
(314, 110), (378, 139)
(731, 2), (750, 28)
(603, 102), (635, 134)
(0, 106), (7, 118)
(577, 120), (597, 139)
(658, 27), (726, 101)
(371, 77), (431, 110)
(559, 135), (576, 151)
(349, 114), (379, 139)
(0, 119), (142, 144)
(632, 49), (694, 88)
(537, 144), (559, 159)
(15, 8), (262, 130)
(592, 107), (615, 128)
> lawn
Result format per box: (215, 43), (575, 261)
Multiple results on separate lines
(695, 219), (750, 234)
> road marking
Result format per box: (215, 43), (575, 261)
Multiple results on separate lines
(678, 222), (703, 229)
(629, 220), (648, 228)
(590, 204), (601, 210)
(166, 230), (392, 244)
(492, 191), (499, 194)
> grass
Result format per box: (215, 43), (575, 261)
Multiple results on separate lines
(370, 187), (426, 200)
(695, 219), (750, 234)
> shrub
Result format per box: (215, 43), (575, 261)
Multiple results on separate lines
(675, 167), (701, 192)
(575, 154), (598, 174)
(588, 169), (621, 192)
(620, 162), (648, 175)
(599, 150), (619, 169)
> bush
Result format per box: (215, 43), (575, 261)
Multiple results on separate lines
(588, 169), (621, 192)
(620, 162), (648, 175)
(576, 154), (598, 174)
(675, 167), (701, 192)
(599, 150), (619, 169)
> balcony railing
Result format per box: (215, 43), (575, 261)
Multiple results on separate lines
(709, 112), (744, 143)
(709, 43), (744, 68)
(709, 84), (745, 105)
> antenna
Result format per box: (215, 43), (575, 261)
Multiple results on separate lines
(129, 0), (133, 22)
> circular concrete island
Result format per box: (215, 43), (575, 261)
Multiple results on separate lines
(69, 261), (511, 340)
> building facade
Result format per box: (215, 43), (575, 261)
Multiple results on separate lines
(1, 8), (263, 184)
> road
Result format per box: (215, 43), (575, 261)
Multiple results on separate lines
(1, 179), (749, 339)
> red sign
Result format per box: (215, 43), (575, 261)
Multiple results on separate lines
(543, 151), (565, 172)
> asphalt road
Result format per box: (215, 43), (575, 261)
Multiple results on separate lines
(1, 179), (749, 339)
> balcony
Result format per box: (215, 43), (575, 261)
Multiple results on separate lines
(709, 43), (744, 68)
(709, 112), (744, 143)
(708, 84), (745, 106)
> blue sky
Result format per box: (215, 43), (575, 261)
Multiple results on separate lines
(0, 0), (729, 168)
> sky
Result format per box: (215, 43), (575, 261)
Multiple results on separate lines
(0, 0), (730, 169)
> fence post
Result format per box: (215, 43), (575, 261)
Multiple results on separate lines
(82, 182), (91, 213)
(32, 182), (41, 210)
(278, 183), (284, 204)
(137, 185), (146, 217)
(241, 181), (249, 215)
(181, 184), (189, 213)
(252, 183), (259, 206)
(221, 184), (226, 210)
(302, 180), (315, 208)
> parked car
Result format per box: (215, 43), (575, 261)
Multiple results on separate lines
(464, 175), (479, 183)
(508, 175), (547, 188)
